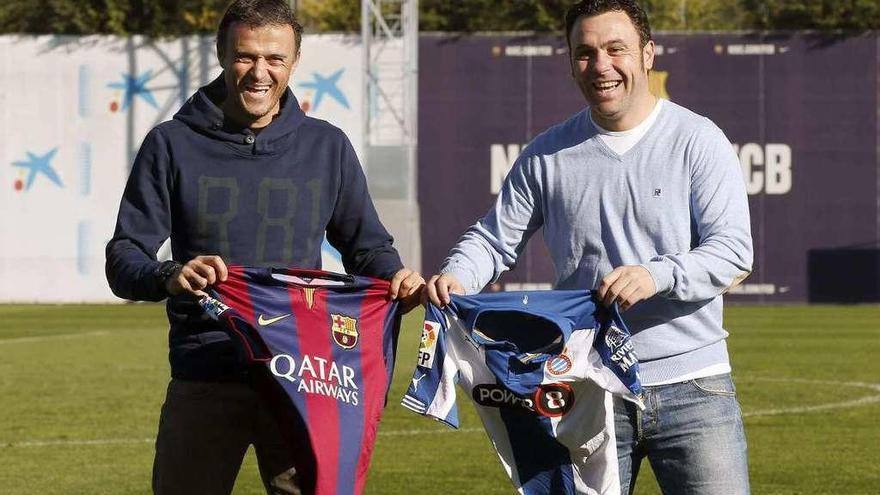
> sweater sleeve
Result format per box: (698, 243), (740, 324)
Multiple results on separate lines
(440, 154), (544, 294)
(326, 134), (403, 280)
(104, 128), (173, 301)
(644, 120), (753, 301)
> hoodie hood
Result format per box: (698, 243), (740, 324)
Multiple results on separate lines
(173, 74), (307, 155)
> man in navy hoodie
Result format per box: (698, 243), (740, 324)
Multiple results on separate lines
(105, 0), (423, 493)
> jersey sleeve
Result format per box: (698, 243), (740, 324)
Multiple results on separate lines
(197, 291), (273, 363)
(400, 304), (460, 428)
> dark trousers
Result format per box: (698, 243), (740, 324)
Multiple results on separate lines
(152, 379), (301, 495)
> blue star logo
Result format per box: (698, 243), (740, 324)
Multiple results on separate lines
(107, 70), (158, 111)
(12, 148), (63, 191)
(299, 69), (350, 111)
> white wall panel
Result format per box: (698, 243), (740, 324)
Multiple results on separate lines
(0, 34), (361, 302)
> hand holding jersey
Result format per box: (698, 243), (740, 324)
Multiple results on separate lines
(164, 255), (229, 297)
(425, 272), (465, 307)
(428, 266), (657, 313)
(388, 268), (426, 314)
(165, 254), (423, 314)
(596, 265), (657, 312)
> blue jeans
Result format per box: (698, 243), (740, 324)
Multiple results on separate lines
(614, 373), (750, 494)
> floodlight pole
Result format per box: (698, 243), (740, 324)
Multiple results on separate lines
(361, 0), (420, 270)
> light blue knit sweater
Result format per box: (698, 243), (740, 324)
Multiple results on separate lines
(441, 100), (753, 384)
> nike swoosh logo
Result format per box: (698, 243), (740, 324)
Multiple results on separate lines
(258, 313), (291, 326)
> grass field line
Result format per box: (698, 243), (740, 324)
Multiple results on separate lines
(3, 438), (154, 448)
(4, 378), (878, 449)
(378, 426), (484, 437)
(1, 428), (486, 449)
(743, 376), (880, 390)
(742, 376), (880, 417)
(0, 330), (111, 345)
(743, 394), (880, 418)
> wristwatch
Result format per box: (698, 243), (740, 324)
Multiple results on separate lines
(155, 260), (182, 292)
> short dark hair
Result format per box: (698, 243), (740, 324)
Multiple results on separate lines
(216, 0), (303, 59)
(564, 0), (652, 50)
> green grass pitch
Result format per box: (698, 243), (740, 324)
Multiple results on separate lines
(0, 304), (878, 494)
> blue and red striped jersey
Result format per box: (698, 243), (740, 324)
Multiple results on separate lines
(200, 266), (400, 495)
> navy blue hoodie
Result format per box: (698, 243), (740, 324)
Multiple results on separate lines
(106, 75), (403, 381)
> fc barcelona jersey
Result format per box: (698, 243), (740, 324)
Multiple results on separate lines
(200, 266), (400, 495)
(402, 291), (643, 495)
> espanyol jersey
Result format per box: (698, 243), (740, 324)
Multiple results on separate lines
(401, 291), (643, 495)
(200, 266), (400, 495)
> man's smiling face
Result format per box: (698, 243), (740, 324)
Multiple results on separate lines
(569, 10), (655, 131)
(220, 22), (298, 129)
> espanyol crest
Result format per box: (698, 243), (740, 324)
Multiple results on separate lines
(331, 313), (359, 349)
(545, 353), (572, 376)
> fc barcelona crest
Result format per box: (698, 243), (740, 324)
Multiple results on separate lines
(331, 313), (359, 349)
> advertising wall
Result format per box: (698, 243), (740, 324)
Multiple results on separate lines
(3, 32), (878, 303)
(418, 33), (880, 302)
(0, 35), (361, 302)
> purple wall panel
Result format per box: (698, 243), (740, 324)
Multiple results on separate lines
(418, 33), (879, 301)
(419, 35), (575, 287)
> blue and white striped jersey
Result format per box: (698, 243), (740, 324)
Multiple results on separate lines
(401, 291), (643, 495)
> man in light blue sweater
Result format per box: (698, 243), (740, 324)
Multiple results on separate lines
(426, 1), (753, 493)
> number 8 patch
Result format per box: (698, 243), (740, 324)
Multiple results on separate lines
(533, 382), (575, 417)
